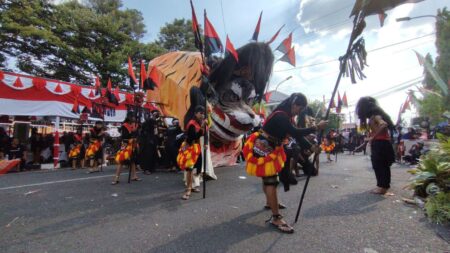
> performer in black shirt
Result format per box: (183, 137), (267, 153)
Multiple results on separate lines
(85, 121), (105, 173)
(68, 128), (85, 170)
(177, 106), (207, 200)
(112, 115), (140, 184)
(139, 115), (158, 175)
(166, 118), (183, 171)
(243, 93), (327, 233)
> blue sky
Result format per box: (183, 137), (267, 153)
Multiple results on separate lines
(120, 0), (449, 123)
(41, 0), (446, 123)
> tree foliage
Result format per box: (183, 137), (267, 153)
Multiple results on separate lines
(417, 8), (450, 125)
(0, 0), (165, 87)
(157, 18), (199, 52)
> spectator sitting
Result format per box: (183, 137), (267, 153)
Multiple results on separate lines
(402, 127), (416, 140)
(403, 141), (424, 165)
(0, 127), (10, 160)
(7, 138), (27, 171)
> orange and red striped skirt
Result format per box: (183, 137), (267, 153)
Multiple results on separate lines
(85, 140), (101, 159)
(115, 139), (136, 164)
(242, 132), (286, 177)
(176, 142), (201, 171)
(69, 144), (82, 158)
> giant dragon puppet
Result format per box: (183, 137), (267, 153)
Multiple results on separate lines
(146, 42), (274, 167)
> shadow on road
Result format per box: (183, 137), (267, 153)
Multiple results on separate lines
(303, 192), (384, 218)
(147, 210), (279, 253)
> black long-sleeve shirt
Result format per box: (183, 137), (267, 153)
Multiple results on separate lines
(262, 112), (316, 147)
(186, 124), (203, 145)
(120, 124), (137, 140)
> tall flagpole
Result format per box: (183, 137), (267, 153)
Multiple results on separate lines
(294, 11), (365, 223)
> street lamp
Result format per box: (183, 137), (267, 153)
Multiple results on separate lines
(396, 15), (447, 22)
(273, 75), (293, 92)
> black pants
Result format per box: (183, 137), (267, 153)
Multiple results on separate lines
(370, 140), (395, 189)
(140, 145), (157, 172)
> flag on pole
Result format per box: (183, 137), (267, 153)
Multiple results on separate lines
(128, 56), (138, 89)
(95, 75), (101, 95)
(264, 91), (273, 103)
(266, 24), (285, 45)
(251, 11), (263, 41)
(204, 10), (223, 58)
(378, 12), (387, 27)
(106, 78), (118, 105)
(279, 46), (296, 67)
(330, 97), (336, 108)
(147, 66), (159, 90)
(414, 50), (448, 96)
(107, 78), (112, 91)
(336, 91), (343, 113)
(140, 60), (147, 89)
(342, 91), (348, 107)
(225, 35), (238, 62)
(71, 98), (80, 114)
(276, 32), (292, 54)
(401, 97), (410, 113)
(190, 0), (203, 51)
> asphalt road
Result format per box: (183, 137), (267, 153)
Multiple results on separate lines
(0, 153), (448, 253)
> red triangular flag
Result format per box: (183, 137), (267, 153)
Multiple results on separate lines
(204, 10), (223, 58)
(140, 60), (147, 89)
(54, 83), (63, 93)
(342, 92), (348, 107)
(190, 0), (203, 51)
(89, 89), (95, 98)
(337, 92), (343, 108)
(226, 35), (239, 62)
(95, 76), (100, 88)
(276, 33), (292, 54)
(279, 46), (296, 67)
(266, 24), (285, 45)
(13, 77), (24, 88)
(402, 97), (410, 111)
(264, 91), (273, 102)
(72, 98), (80, 114)
(330, 97), (336, 108)
(378, 12), (387, 27)
(107, 78), (112, 91)
(251, 11), (263, 41)
(114, 87), (120, 101)
(336, 92), (342, 113)
(148, 66), (159, 88)
(94, 75), (101, 95)
(128, 56), (138, 88)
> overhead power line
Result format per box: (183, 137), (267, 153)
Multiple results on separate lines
(274, 33), (436, 72)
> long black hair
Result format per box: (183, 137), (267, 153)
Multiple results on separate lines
(273, 92), (308, 116)
(355, 96), (394, 130)
(208, 42), (274, 100)
(184, 87), (206, 128)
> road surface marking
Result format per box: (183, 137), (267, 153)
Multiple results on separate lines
(0, 173), (127, 191)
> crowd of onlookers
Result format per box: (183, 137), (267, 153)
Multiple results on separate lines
(318, 125), (432, 166)
(0, 113), (184, 172)
(0, 127), (56, 170)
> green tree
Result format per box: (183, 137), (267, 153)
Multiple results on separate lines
(306, 100), (345, 132)
(0, 0), (165, 87)
(417, 8), (450, 125)
(158, 18), (198, 52)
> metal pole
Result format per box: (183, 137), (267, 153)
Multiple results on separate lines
(294, 11), (363, 223)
